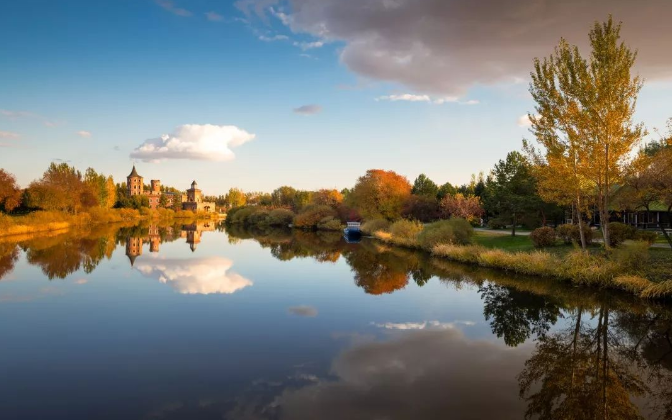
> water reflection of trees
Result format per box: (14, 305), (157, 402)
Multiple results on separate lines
(20, 224), (120, 279)
(225, 226), (437, 295)
(0, 242), (19, 280)
(479, 283), (561, 347)
(225, 226), (672, 419)
(0, 220), (200, 280)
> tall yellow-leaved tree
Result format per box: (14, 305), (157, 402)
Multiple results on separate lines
(527, 16), (645, 248)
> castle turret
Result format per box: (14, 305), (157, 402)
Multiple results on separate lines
(187, 180), (202, 203)
(127, 165), (144, 196)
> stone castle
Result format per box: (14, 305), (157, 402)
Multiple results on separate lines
(127, 166), (216, 212)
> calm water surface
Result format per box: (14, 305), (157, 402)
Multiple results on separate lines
(1, 222), (671, 419)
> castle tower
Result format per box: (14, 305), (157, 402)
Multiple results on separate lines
(150, 180), (161, 193)
(127, 166), (144, 196)
(186, 180), (202, 203)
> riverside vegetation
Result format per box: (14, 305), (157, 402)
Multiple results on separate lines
(368, 218), (672, 299)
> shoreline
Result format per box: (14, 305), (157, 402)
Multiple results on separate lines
(369, 230), (672, 300)
(0, 209), (220, 239)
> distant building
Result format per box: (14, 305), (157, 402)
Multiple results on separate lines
(126, 166), (181, 210)
(181, 180), (216, 213)
(127, 166), (144, 196)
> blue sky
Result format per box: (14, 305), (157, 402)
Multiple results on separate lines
(1, 0), (671, 195)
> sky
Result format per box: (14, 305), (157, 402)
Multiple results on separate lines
(1, 0), (671, 195)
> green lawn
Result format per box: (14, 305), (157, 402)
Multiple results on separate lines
(473, 232), (536, 252)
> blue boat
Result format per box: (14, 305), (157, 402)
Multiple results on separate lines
(343, 222), (362, 241)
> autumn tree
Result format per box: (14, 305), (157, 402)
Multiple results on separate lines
(0, 169), (22, 212)
(271, 186), (298, 208)
(311, 189), (344, 207)
(84, 168), (116, 209)
(411, 174), (439, 198)
(440, 193), (484, 224)
(402, 195), (440, 223)
(347, 169), (412, 220)
(244, 191), (272, 206)
(292, 190), (313, 211)
(224, 188), (246, 208)
(27, 163), (95, 214)
(527, 17), (645, 248)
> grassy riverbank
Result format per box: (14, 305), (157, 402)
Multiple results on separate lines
(0, 208), (218, 238)
(370, 219), (672, 300)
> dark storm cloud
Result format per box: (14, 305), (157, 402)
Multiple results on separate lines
(276, 328), (530, 419)
(241, 0), (672, 96)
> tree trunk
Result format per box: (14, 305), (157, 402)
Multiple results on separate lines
(600, 205), (610, 250)
(575, 197), (587, 249)
(511, 213), (516, 237)
(603, 143), (611, 250)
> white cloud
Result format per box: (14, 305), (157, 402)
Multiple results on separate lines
(377, 94), (431, 102)
(73, 278), (88, 285)
(517, 114), (537, 127)
(259, 34), (289, 41)
(205, 11), (224, 21)
(0, 130), (20, 139)
(293, 40), (324, 50)
(155, 0), (192, 17)
(270, 7), (292, 26)
(130, 124), (255, 162)
(240, 0), (672, 96)
(377, 94), (478, 105)
(76, 130), (92, 138)
(135, 256), (253, 295)
(293, 104), (322, 115)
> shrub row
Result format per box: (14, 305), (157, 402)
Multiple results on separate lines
(0, 208), (147, 238)
(372, 218), (474, 250)
(226, 205), (345, 231)
(227, 206), (295, 227)
(530, 222), (658, 248)
(431, 242), (669, 298)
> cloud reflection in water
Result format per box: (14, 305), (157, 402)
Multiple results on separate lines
(135, 256), (252, 295)
(277, 328), (529, 420)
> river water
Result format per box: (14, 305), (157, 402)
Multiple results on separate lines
(1, 221), (671, 419)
